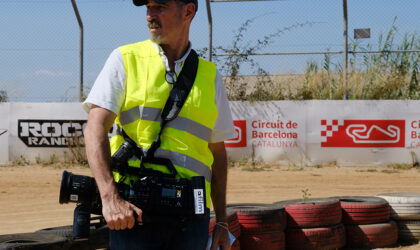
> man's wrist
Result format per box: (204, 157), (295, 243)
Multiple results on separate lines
(214, 222), (229, 231)
(98, 181), (119, 202)
(215, 212), (227, 223)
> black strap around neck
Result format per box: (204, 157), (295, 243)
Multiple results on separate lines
(161, 49), (199, 123)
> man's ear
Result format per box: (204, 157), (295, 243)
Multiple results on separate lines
(184, 2), (196, 20)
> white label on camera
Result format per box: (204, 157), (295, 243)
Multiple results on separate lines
(193, 189), (204, 214)
(70, 194), (79, 202)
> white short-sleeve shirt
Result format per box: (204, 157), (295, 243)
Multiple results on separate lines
(83, 41), (235, 143)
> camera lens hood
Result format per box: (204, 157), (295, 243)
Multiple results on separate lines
(59, 170), (72, 204)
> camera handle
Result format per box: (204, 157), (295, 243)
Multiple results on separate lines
(134, 210), (186, 228)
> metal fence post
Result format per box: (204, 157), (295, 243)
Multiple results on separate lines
(343, 0), (348, 99)
(71, 0), (84, 102)
(206, 0), (213, 62)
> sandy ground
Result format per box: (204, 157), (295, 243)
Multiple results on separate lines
(1, 163), (420, 249)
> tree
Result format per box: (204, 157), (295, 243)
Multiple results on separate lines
(0, 90), (7, 102)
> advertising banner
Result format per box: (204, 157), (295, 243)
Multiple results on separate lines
(8, 103), (88, 163)
(226, 101), (306, 163)
(306, 100), (420, 166)
(0, 103), (9, 163)
(227, 101), (420, 166)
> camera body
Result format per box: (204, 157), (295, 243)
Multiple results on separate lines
(128, 173), (205, 217)
(59, 171), (207, 239)
(60, 167), (207, 216)
(60, 169), (206, 216)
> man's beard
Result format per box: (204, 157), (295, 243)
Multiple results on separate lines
(148, 20), (163, 44)
(150, 34), (162, 44)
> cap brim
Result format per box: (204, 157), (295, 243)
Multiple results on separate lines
(133, 0), (171, 6)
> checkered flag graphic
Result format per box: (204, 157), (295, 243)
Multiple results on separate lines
(320, 120), (344, 142)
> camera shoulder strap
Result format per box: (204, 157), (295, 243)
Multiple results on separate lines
(144, 49), (199, 159)
(161, 49), (199, 123)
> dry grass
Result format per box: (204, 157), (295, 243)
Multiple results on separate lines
(223, 19), (419, 101)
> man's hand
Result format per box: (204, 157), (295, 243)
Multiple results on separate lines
(102, 193), (143, 230)
(210, 223), (231, 250)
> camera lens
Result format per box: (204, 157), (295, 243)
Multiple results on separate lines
(59, 170), (72, 204)
(59, 170), (96, 204)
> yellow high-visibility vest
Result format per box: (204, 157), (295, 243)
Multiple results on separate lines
(110, 40), (218, 208)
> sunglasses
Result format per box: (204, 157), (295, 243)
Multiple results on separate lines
(165, 71), (177, 85)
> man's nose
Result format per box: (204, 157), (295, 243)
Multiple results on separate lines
(146, 8), (157, 21)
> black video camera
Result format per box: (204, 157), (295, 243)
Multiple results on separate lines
(59, 170), (207, 218)
(59, 139), (207, 239)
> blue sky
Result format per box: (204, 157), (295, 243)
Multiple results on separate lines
(0, 0), (419, 102)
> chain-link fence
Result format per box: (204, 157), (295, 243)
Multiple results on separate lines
(0, 0), (419, 102)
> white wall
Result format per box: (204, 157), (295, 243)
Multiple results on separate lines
(3, 101), (420, 166)
(8, 103), (87, 163)
(0, 103), (10, 163)
(226, 100), (420, 166)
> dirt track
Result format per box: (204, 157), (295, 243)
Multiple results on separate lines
(1, 163), (420, 249)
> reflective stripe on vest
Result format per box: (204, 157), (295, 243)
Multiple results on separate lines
(119, 106), (212, 141)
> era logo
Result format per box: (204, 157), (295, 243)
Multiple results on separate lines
(225, 120), (247, 148)
(321, 120), (405, 147)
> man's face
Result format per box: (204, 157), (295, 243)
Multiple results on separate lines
(146, 0), (185, 44)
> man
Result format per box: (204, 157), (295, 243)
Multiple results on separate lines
(83, 0), (234, 249)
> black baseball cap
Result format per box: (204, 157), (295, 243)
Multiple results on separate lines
(133, 0), (198, 11)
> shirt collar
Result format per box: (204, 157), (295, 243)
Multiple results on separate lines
(151, 40), (192, 74)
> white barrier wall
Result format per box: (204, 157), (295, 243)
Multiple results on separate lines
(226, 100), (420, 166)
(7, 103), (88, 163)
(226, 101), (306, 163)
(305, 101), (420, 166)
(2, 101), (420, 166)
(0, 103), (10, 163)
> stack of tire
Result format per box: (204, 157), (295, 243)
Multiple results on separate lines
(209, 208), (241, 250)
(333, 196), (398, 248)
(227, 203), (287, 250)
(0, 232), (67, 250)
(274, 198), (346, 249)
(36, 221), (109, 250)
(0, 220), (109, 250)
(377, 193), (420, 244)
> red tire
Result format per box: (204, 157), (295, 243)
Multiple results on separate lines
(345, 221), (398, 248)
(286, 223), (346, 250)
(332, 196), (390, 225)
(228, 203), (287, 234)
(274, 198), (342, 228)
(240, 231), (285, 250)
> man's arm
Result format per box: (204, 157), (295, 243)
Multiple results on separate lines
(84, 104), (142, 230)
(209, 141), (231, 250)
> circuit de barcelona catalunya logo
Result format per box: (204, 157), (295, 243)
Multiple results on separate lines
(321, 119), (405, 147)
(225, 120), (247, 148)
